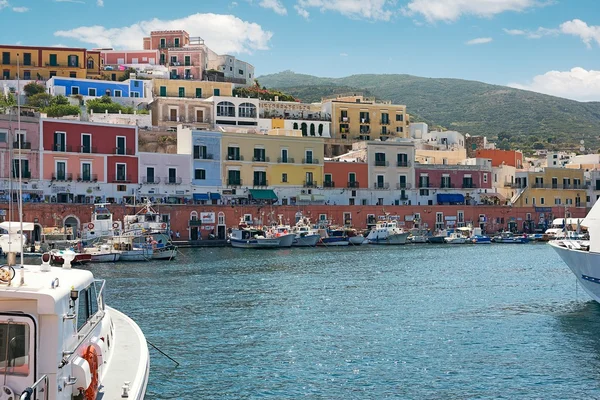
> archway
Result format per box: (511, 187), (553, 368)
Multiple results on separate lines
(32, 223), (42, 243)
(190, 211), (199, 241)
(63, 215), (80, 240)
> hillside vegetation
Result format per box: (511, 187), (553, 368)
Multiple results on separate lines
(258, 71), (600, 152)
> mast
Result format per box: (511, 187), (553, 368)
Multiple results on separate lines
(16, 53), (23, 267)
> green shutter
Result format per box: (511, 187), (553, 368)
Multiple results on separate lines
(159, 86), (166, 97)
(195, 88), (202, 98)
(213, 88), (220, 96)
(178, 87), (185, 97)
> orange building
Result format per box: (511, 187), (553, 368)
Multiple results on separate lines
(476, 149), (523, 168)
(323, 160), (368, 190)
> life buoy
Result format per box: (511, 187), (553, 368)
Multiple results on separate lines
(112, 222), (119, 229)
(82, 345), (99, 400)
(87, 223), (94, 230)
(161, 223), (167, 229)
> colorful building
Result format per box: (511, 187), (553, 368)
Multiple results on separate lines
(152, 79), (232, 98)
(213, 96), (259, 130)
(47, 77), (147, 98)
(176, 127), (223, 193)
(476, 149), (523, 168)
(150, 97), (212, 130)
(0, 45), (101, 80)
(512, 167), (586, 208)
(99, 49), (160, 66)
(137, 152), (191, 204)
(258, 99), (331, 138)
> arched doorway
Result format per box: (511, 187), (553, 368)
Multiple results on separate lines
(63, 215), (80, 240)
(32, 223), (42, 243)
(217, 212), (226, 240)
(190, 211), (199, 241)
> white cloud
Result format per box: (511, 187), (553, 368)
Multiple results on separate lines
(509, 67), (600, 102)
(466, 37), (492, 45)
(0, 0), (8, 9)
(560, 19), (600, 48)
(259, 0), (286, 15)
(97, 0), (103, 5)
(54, 0), (85, 3)
(51, 44), (68, 47)
(404, 0), (541, 22)
(229, 1), (238, 9)
(12, 6), (28, 12)
(54, 13), (273, 54)
(340, 52), (348, 56)
(503, 26), (558, 38)
(294, 4), (310, 19)
(295, 0), (394, 21)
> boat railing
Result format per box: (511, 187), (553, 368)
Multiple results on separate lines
(20, 374), (49, 400)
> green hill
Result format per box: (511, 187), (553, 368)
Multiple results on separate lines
(257, 70), (600, 152)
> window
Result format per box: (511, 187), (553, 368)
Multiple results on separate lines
(253, 148), (266, 162)
(23, 53), (31, 66)
(55, 161), (66, 180)
(53, 131), (66, 152)
(399, 175), (407, 189)
(159, 86), (167, 97)
(88, 88), (96, 96)
(194, 169), (206, 180)
(12, 159), (29, 179)
(168, 168), (177, 184)
(305, 150), (313, 164)
(0, 322), (30, 375)
(376, 175), (385, 188)
(281, 149), (288, 163)
(228, 170), (241, 185)
(239, 69), (244, 75)
(359, 112), (370, 123)
(213, 88), (220, 96)
(178, 87), (185, 97)
(116, 163), (126, 181)
(116, 136), (126, 155)
(381, 113), (390, 124)
(306, 172), (314, 186)
(375, 152), (386, 166)
(114, 90), (122, 97)
(348, 173), (356, 186)
(81, 134), (91, 153)
(160, 38), (166, 48)
(49, 71), (57, 78)
(68, 54), (79, 67)
(441, 175), (451, 188)
(146, 167), (155, 183)
(69, 86), (79, 96)
(238, 103), (256, 118)
(85, 57), (94, 69)
(555, 198), (561, 205)
(483, 173), (488, 183)
(1, 52), (9, 65)
(253, 171), (267, 186)
(193, 145), (207, 159)
(69, 72), (77, 78)
(396, 113), (404, 122)
(324, 174), (332, 186)
(49, 54), (57, 66)
(174, 37), (180, 47)
(195, 88), (202, 98)
(540, 197), (545, 205)
(81, 163), (91, 181)
(0, 130), (7, 142)
(227, 146), (240, 161)
(23, 71), (30, 80)
(217, 101), (235, 117)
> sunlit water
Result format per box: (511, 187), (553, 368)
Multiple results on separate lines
(84, 243), (600, 399)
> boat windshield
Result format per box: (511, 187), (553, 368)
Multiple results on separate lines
(0, 322), (29, 376)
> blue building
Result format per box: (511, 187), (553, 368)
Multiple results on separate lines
(47, 77), (145, 98)
(189, 130), (222, 202)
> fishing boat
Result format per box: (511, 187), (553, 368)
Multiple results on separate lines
(50, 248), (93, 265)
(123, 200), (169, 236)
(366, 217), (410, 245)
(229, 228), (281, 249)
(109, 236), (153, 261)
(444, 232), (467, 244)
(83, 243), (122, 262)
(317, 227), (350, 246)
(457, 226), (491, 244)
(81, 204), (122, 242)
(348, 230), (366, 245)
(0, 221), (33, 255)
(492, 232), (530, 244)
(290, 217), (321, 247)
(267, 222), (295, 248)
(133, 232), (178, 260)
(427, 230), (448, 244)
(550, 202), (600, 303)
(408, 229), (429, 244)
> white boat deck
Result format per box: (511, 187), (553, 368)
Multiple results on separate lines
(98, 307), (149, 400)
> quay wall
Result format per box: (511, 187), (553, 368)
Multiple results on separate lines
(13, 204), (586, 241)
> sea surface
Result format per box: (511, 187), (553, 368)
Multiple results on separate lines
(85, 243), (600, 399)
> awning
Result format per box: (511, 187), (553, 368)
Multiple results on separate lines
(249, 189), (277, 200)
(193, 193), (210, 200)
(312, 194), (325, 201)
(297, 194), (312, 201)
(437, 194), (465, 204)
(210, 193), (221, 200)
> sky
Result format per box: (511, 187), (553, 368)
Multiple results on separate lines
(2, 0), (600, 102)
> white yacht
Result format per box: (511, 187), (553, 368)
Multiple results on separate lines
(550, 203), (600, 303)
(0, 253), (149, 399)
(444, 232), (467, 244)
(123, 201), (169, 236)
(81, 204), (122, 242)
(366, 218), (410, 245)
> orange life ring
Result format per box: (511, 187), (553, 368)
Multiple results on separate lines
(112, 222), (119, 229)
(82, 345), (99, 400)
(161, 223), (167, 229)
(87, 223), (94, 230)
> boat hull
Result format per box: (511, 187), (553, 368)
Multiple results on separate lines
(277, 233), (296, 248)
(90, 252), (121, 262)
(349, 235), (366, 245)
(493, 238), (529, 244)
(427, 236), (446, 244)
(444, 238), (466, 244)
(230, 238), (281, 248)
(367, 232), (409, 245)
(51, 253), (92, 264)
(292, 234), (320, 247)
(319, 237), (349, 246)
(550, 241), (600, 303)
(470, 236), (492, 244)
(120, 249), (153, 261)
(152, 247), (178, 260)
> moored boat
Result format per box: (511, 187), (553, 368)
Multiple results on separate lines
(366, 217), (410, 245)
(229, 228), (281, 249)
(492, 232), (530, 243)
(50, 248), (92, 264)
(444, 232), (467, 244)
(81, 204), (122, 242)
(83, 243), (121, 262)
(109, 236), (153, 261)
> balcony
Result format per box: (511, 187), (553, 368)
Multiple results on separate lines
(418, 183), (431, 188)
(323, 181), (335, 188)
(373, 182), (390, 190)
(164, 177), (183, 185)
(374, 160), (389, 167)
(400, 194), (409, 201)
(45, 62), (81, 68)
(226, 155), (244, 161)
(12, 170), (31, 179)
(78, 146), (98, 154)
(252, 157), (270, 163)
(189, 219), (202, 227)
(439, 183), (455, 189)
(194, 154), (214, 160)
(360, 118), (371, 124)
(13, 141), (31, 150)
(381, 120), (390, 125)
(462, 183), (477, 189)
(227, 179), (242, 186)
(77, 173), (98, 182)
(302, 158), (319, 164)
(359, 128), (371, 134)
(347, 181), (359, 188)
(52, 173), (73, 182)
(396, 161), (411, 167)
(1, 61), (38, 66)
(53, 144), (72, 152)
(113, 174), (132, 183)
(114, 147), (134, 156)
(504, 182), (514, 187)
(277, 157), (295, 163)
(142, 176), (161, 184)
(396, 183), (412, 190)
(339, 116), (350, 123)
(303, 181), (317, 188)
(253, 180), (268, 187)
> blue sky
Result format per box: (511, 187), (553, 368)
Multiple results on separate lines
(2, 0), (600, 101)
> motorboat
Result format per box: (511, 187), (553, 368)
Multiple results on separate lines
(50, 248), (92, 265)
(444, 232), (467, 244)
(0, 251), (149, 399)
(83, 243), (121, 263)
(545, 218), (585, 240)
(123, 200), (170, 236)
(109, 236), (153, 261)
(81, 204), (122, 242)
(291, 218), (321, 247)
(317, 227), (350, 246)
(229, 228), (282, 249)
(457, 226), (491, 244)
(133, 232), (178, 260)
(0, 221), (33, 255)
(366, 217), (410, 245)
(550, 202), (600, 303)
(492, 232), (530, 244)
(408, 229), (428, 244)
(427, 230), (448, 244)
(348, 230), (366, 245)
(267, 223), (295, 248)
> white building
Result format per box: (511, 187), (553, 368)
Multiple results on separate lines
(137, 152), (192, 202)
(211, 95), (259, 132)
(206, 48), (255, 86)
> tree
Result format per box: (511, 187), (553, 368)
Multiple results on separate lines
(43, 104), (80, 117)
(118, 68), (137, 82)
(26, 93), (53, 108)
(532, 142), (545, 150)
(23, 82), (46, 97)
(0, 94), (16, 112)
(52, 95), (69, 106)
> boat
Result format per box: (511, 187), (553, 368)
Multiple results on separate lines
(123, 200), (170, 236)
(444, 232), (467, 244)
(427, 229), (448, 244)
(81, 204), (122, 242)
(366, 217), (410, 245)
(457, 226), (491, 244)
(229, 228), (282, 248)
(0, 221), (33, 255)
(83, 243), (121, 262)
(267, 222), (295, 248)
(109, 236), (153, 261)
(291, 217), (321, 247)
(50, 248), (93, 265)
(348, 230), (366, 245)
(550, 202), (600, 303)
(133, 232), (178, 260)
(317, 227), (350, 246)
(492, 232), (530, 244)
(408, 229), (429, 244)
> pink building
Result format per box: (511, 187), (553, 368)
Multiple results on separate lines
(100, 49), (159, 66)
(415, 164), (493, 205)
(0, 114), (41, 183)
(143, 30), (205, 80)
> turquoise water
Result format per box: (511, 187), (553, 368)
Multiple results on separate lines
(86, 244), (600, 399)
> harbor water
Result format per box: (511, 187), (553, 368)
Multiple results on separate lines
(86, 244), (600, 399)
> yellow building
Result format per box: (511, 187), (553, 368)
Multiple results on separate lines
(512, 167), (586, 208)
(221, 129), (324, 198)
(415, 148), (467, 165)
(0, 45), (101, 80)
(152, 79), (233, 98)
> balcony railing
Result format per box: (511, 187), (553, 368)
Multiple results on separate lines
(12, 170), (31, 179)
(419, 183), (431, 188)
(227, 179), (242, 186)
(374, 160), (389, 167)
(77, 173), (98, 182)
(277, 157), (295, 163)
(13, 141), (31, 150)
(194, 154), (214, 160)
(114, 147), (134, 156)
(339, 116), (350, 123)
(360, 118), (371, 124)
(45, 62), (81, 68)
(381, 120), (390, 125)
(324, 181), (335, 188)
(439, 183), (455, 188)
(52, 173), (73, 182)
(396, 161), (411, 167)
(226, 155), (244, 161)
(253, 180), (268, 187)
(189, 219), (202, 226)
(302, 158), (319, 164)
(400, 194), (409, 200)
(532, 183), (589, 190)
(164, 176), (183, 185)
(462, 183), (477, 189)
(113, 174), (132, 183)
(1, 60), (38, 66)
(252, 157), (270, 162)
(347, 181), (359, 188)
(359, 128), (371, 134)
(396, 183), (412, 190)
(373, 183), (390, 190)
(142, 176), (161, 184)
(303, 181), (317, 188)
(78, 146), (98, 154)
(53, 144), (72, 152)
